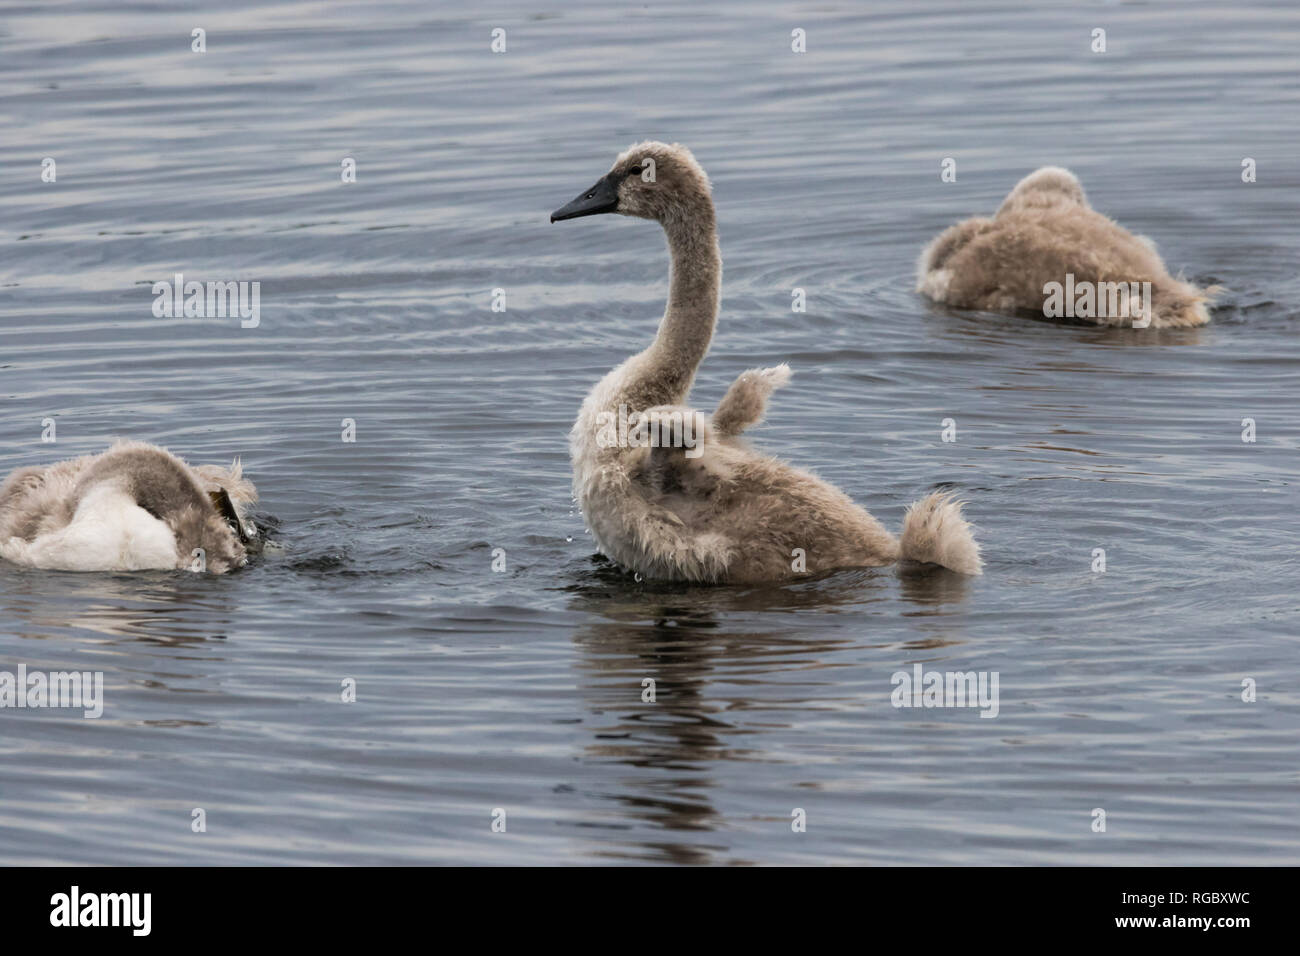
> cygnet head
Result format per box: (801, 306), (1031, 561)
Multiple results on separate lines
(550, 141), (712, 226)
(996, 165), (1089, 217)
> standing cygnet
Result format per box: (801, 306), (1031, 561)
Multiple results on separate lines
(917, 166), (1214, 328)
(551, 141), (982, 583)
(0, 440), (257, 573)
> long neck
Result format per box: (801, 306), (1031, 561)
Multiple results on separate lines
(639, 202), (721, 404)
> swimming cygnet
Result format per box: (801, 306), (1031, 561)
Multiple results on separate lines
(0, 440), (257, 573)
(551, 141), (982, 583)
(917, 166), (1214, 328)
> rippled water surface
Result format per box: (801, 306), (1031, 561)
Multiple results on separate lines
(1, 0), (1298, 865)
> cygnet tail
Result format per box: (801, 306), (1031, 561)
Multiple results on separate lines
(899, 491), (982, 575)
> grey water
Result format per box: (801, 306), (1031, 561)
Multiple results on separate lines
(1, 0), (1297, 865)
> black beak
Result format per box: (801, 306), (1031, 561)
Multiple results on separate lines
(208, 488), (252, 545)
(550, 172), (619, 223)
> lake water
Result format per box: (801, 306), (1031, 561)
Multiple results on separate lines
(1, 0), (1297, 865)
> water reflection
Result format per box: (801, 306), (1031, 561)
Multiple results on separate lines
(563, 563), (971, 862)
(922, 302), (1209, 347)
(0, 565), (238, 646)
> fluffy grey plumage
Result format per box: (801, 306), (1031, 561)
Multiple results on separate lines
(917, 166), (1215, 328)
(0, 440), (256, 573)
(562, 142), (982, 582)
